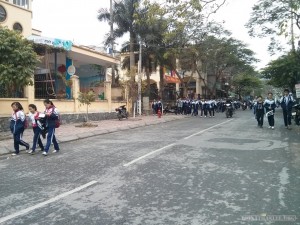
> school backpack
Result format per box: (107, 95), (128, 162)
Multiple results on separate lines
(55, 114), (61, 128)
(24, 117), (29, 129)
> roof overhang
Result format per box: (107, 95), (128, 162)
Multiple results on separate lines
(69, 45), (120, 67)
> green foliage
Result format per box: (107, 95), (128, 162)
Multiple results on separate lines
(77, 91), (96, 106)
(246, 0), (300, 53)
(261, 51), (300, 92)
(232, 73), (262, 99)
(77, 91), (96, 121)
(0, 27), (39, 97)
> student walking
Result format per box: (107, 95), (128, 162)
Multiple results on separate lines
(42, 99), (60, 156)
(280, 89), (295, 129)
(264, 93), (276, 129)
(27, 104), (45, 154)
(10, 102), (29, 156)
(255, 96), (264, 128)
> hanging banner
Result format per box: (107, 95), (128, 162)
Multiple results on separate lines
(164, 75), (180, 83)
(27, 35), (72, 51)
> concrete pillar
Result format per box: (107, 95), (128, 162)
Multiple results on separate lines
(176, 83), (180, 92)
(196, 76), (201, 95)
(24, 76), (35, 105)
(104, 81), (112, 112)
(71, 75), (80, 112)
(66, 57), (72, 99)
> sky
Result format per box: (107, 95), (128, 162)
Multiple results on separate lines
(31, 0), (282, 70)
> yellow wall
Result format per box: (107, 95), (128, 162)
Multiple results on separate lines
(0, 99), (127, 116)
(0, 98), (29, 116)
(0, 1), (32, 37)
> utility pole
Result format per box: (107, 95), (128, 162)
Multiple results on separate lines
(137, 38), (142, 115)
(110, 0), (115, 86)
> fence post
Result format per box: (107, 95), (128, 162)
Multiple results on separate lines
(24, 76), (35, 107)
(71, 75), (80, 112)
(104, 81), (112, 112)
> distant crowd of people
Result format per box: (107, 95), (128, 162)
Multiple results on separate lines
(151, 88), (297, 130)
(151, 98), (243, 117)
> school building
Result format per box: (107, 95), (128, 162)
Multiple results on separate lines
(0, 0), (124, 119)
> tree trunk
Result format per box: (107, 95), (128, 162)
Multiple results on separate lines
(159, 66), (164, 100)
(146, 57), (151, 97)
(129, 31), (135, 82)
(128, 31), (136, 114)
(86, 104), (89, 122)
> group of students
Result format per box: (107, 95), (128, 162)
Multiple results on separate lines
(175, 98), (232, 117)
(10, 99), (60, 156)
(254, 89), (295, 129)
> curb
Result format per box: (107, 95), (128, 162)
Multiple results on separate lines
(0, 116), (186, 156)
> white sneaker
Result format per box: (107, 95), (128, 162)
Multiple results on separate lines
(28, 150), (34, 154)
(11, 153), (18, 156)
(271, 127), (274, 129)
(268, 126), (271, 129)
(52, 150), (58, 153)
(42, 151), (47, 156)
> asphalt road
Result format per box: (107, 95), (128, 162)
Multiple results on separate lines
(0, 110), (299, 225)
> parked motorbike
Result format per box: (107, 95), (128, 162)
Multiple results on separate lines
(115, 105), (128, 120)
(225, 103), (233, 118)
(292, 104), (300, 125)
(163, 105), (177, 115)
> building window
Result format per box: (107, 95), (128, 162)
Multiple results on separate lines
(0, 5), (7, 22)
(13, 22), (23, 32)
(13, 0), (29, 9)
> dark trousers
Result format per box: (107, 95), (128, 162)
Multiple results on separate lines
(44, 127), (59, 153)
(267, 115), (275, 126)
(32, 127), (44, 151)
(282, 109), (292, 126)
(211, 108), (215, 116)
(256, 111), (264, 127)
(13, 131), (29, 154)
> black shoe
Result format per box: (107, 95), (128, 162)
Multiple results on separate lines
(26, 145), (30, 150)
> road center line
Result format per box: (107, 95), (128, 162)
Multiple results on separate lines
(0, 180), (98, 224)
(183, 119), (234, 140)
(123, 119), (234, 167)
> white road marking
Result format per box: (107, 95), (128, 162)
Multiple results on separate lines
(124, 119), (234, 167)
(183, 119), (234, 140)
(123, 143), (176, 167)
(0, 180), (98, 224)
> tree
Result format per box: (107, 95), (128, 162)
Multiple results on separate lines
(98, 0), (141, 81)
(261, 51), (300, 92)
(246, 0), (300, 53)
(232, 73), (262, 100)
(77, 91), (96, 122)
(0, 27), (39, 97)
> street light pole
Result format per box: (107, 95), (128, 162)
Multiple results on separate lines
(138, 37), (142, 115)
(110, 0), (115, 86)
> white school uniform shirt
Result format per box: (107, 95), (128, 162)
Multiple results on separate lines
(28, 112), (39, 128)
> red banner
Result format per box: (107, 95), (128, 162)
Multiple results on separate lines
(164, 75), (180, 83)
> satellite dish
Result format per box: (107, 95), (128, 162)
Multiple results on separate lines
(67, 65), (76, 76)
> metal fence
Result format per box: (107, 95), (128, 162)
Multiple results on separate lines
(0, 84), (24, 98)
(34, 73), (68, 99)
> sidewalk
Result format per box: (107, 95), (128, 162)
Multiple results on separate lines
(0, 114), (186, 155)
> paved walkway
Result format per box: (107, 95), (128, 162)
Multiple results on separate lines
(0, 114), (186, 155)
